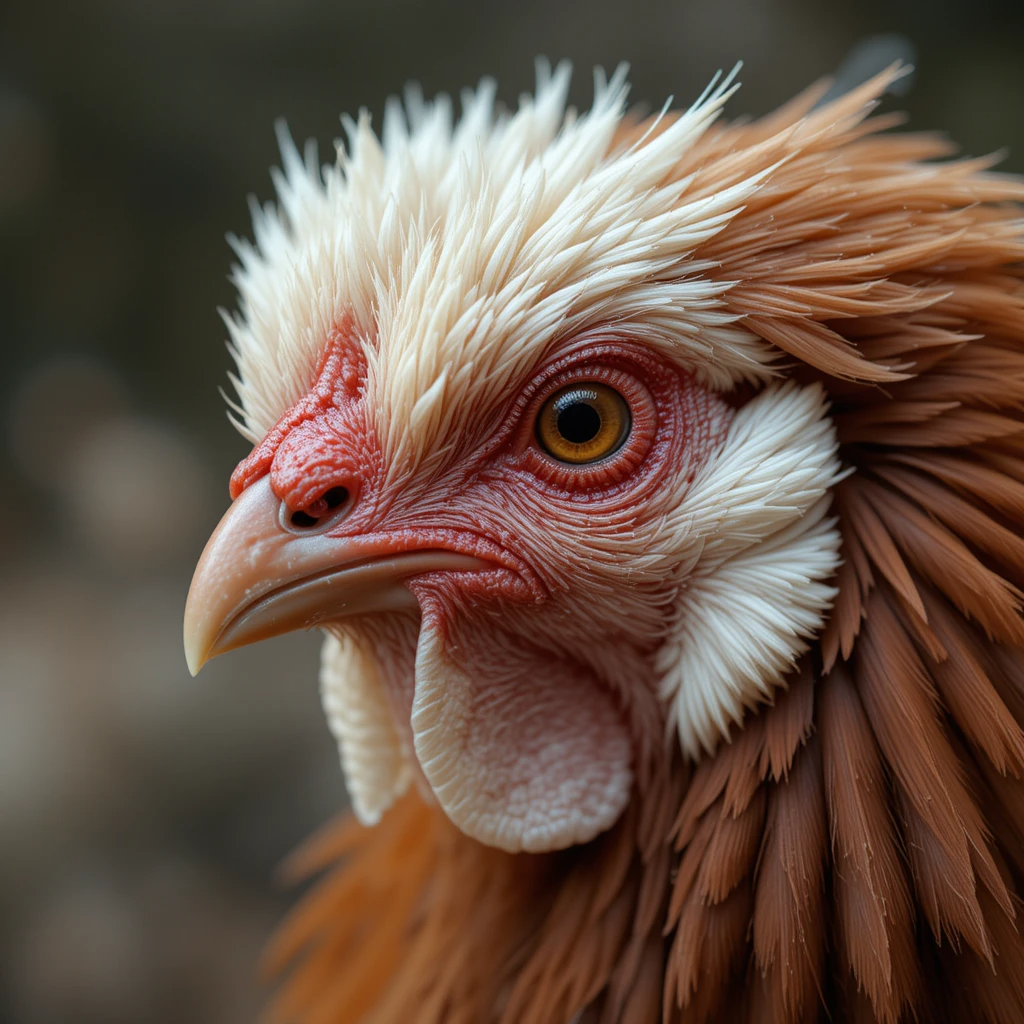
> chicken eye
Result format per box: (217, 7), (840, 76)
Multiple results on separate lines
(536, 382), (631, 464)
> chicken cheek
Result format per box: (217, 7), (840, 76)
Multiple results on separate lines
(410, 591), (633, 853)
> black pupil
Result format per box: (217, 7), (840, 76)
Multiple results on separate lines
(557, 400), (601, 444)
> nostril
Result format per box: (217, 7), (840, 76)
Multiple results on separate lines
(289, 509), (321, 528)
(323, 486), (348, 510)
(305, 497), (329, 518)
(286, 486), (351, 530)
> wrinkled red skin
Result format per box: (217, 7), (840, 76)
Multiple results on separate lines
(230, 321), (367, 505)
(230, 326), (728, 598)
(229, 323), (733, 839)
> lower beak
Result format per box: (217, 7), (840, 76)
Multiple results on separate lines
(183, 476), (485, 675)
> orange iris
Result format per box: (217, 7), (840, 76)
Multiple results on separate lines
(536, 382), (631, 464)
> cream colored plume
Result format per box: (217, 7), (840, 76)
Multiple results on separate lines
(224, 63), (843, 817)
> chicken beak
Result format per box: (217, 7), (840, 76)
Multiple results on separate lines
(183, 476), (486, 676)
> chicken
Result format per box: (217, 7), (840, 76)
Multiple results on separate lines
(183, 61), (1024, 1023)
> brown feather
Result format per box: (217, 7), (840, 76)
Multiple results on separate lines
(750, 734), (827, 1024)
(922, 590), (1024, 776)
(884, 451), (1024, 525)
(871, 465), (1024, 587)
(819, 663), (918, 1023)
(667, 879), (752, 1024)
(862, 480), (1024, 645)
(760, 660), (815, 782)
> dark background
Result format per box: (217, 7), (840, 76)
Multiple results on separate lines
(1, 1), (1021, 1020)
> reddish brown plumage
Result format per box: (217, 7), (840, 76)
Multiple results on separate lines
(265, 70), (1024, 1023)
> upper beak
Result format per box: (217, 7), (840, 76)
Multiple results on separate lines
(183, 476), (486, 675)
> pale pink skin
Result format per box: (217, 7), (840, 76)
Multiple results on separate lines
(229, 326), (734, 852)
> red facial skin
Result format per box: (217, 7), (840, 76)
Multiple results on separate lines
(231, 331), (726, 594)
(229, 324), (734, 849)
(230, 322), (368, 506)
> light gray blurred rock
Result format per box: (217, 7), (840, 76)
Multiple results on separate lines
(12, 858), (273, 1024)
(0, 89), (53, 218)
(67, 415), (217, 570)
(0, 557), (343, 886)
(6, 358), (129, 489)
(0, 569), (128, 882)
(14, 870), (150, 1024)
(817, 34), (918, 107)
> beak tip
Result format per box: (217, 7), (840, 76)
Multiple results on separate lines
(183, 619), (212, 677)
(184, 644), (206, 677)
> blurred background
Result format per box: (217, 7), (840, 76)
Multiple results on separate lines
(0, 0), (1022, 1020)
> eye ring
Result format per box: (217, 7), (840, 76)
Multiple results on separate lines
(517, 362), (657, 491)
(536, 382), (631, 464)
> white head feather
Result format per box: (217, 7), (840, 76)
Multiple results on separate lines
(224, 62), (842, 825)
